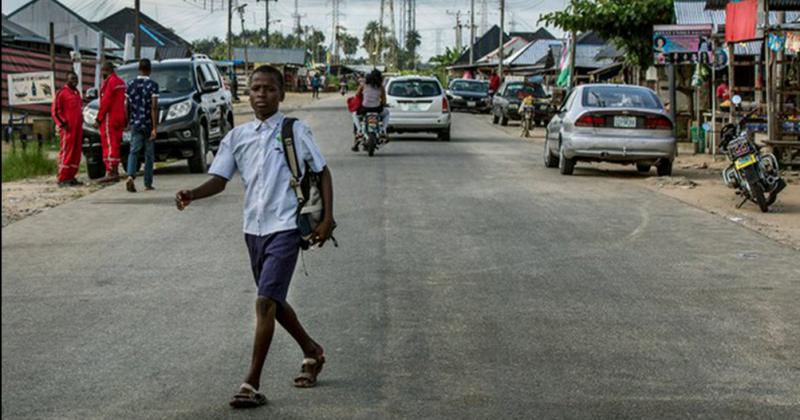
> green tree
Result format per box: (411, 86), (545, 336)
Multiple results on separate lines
(339, 32), (360, 63)
(404, 30), (422, 70)
(362, 21), (388, 65)
(539, 0), (674, 70)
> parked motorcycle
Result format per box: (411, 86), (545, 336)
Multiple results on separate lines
(356, 112), (385, 157)
(720, 95), (786, 212)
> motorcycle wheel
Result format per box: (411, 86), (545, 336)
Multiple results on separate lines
(750, 182), (769, 213)
(367, 132), (376, 157)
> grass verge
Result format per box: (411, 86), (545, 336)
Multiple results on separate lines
(2, 146), (58, 182)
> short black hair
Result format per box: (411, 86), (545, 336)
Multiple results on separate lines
(102, 61), (115, 71)
(250, 65), (284, 91)
(139, 58), (151, 72)
(65, 70), (78, 79)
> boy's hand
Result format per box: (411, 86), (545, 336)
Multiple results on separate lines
(149, 128), (157, 141)
(175, 190), (192, 210)
(310, 218), (333, 247)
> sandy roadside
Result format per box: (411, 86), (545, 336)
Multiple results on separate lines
(1, 92), (329, 228)
(484, 114), (800, 250)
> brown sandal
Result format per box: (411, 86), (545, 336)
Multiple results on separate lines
(293, 355), (325, 388)
(229, 383), (267, 409)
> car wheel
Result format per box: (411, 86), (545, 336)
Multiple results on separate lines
(543, 137), (558, 168)
(656, 160), (672, 177)
(188, 124), (208, 173)
(636, 163), (651, 174)
(492, 112), (499, 124)
(438, 127), (451, 142)
(501, 114), (509, 126)
(558, 143), (575, 175)
(86, 154), (106, 179)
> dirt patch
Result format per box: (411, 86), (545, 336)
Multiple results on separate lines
(2, 176), (105, 227)
(646, 176), (698, 189)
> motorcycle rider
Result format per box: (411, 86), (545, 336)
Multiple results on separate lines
(351, 69), (390, 152)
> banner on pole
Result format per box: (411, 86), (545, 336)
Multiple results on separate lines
(653, 25), (713, 65)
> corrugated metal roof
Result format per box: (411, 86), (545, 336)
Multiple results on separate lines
(676, 0), (800, 25)
(705, 0), (800, 10)
(2, 13), (43, 39)
(575, 44), (615, 69)
(506, 39), (563, 66)
(233, 48), (306, 65)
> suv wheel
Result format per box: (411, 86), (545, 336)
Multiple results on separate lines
(438, 127), (451, 141)
(558, 143), (575, 175)
(188, 124), (208, 173)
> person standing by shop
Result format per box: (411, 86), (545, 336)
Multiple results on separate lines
(124, 59), (160, 193)
(51, 70), (84, 187)
(94, 61), (127, 183)
(311, 73), (321, 99)
(488, 70), (501, 95)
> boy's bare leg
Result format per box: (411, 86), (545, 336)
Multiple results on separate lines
(276, 302), (324, 358)
(244, 297), (278, 389)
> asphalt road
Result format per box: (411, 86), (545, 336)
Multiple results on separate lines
(3, 96), (799, 419)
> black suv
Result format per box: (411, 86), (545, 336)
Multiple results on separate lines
(491, 81), (553, 127)
(81, 55), (234, 178)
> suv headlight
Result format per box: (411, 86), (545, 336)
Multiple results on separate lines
(83, 107), (98, 125)
(166, 99), (193, 121)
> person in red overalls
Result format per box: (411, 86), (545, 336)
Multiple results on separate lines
(51, 70), (84, 187)
(94, 61), (127, 183)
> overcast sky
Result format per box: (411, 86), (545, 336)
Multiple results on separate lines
(3, 0), (569, 61)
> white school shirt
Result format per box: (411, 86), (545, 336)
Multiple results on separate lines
(208, 112), (327, 236)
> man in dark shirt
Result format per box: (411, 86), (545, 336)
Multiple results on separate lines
(125, 59), (160, 192)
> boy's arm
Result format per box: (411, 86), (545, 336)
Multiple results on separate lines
(175, 175), (227, 210)
(311, 166), (334, 246)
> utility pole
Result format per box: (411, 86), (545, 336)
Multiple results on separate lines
(435, 28), (442, 56)
(236, 3), (249, 77)
(257, 0), (277, 47)
(447, 10), (464, 51)
(498, 0), (504, 77)
(227, 0), (233, 60)
(399, 0), (406, 47)
(135, 0), (141, 59)
(49, 22), (56, 75)
(378, 0), (385, 64)
(763, 0), (774, 143)
(470, 0), (475, 64)
(480, 0), (488, 36)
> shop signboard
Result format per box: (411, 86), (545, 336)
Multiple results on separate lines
(7, 71), (55, 106)
(653, 25), (713, 65)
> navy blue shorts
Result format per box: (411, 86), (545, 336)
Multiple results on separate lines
(244, 229), (301, 304)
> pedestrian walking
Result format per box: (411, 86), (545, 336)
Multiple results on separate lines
(124, 59), (159, 193)
(94, 62), (127, 183)
(175, 65), (334, 409)
(51, 70), (83, 187)
(311, 73), (321, 99)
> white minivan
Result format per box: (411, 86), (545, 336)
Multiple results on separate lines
(385, 76), (452, 141)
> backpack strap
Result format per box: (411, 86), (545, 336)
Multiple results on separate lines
(280, 117), (305, 206)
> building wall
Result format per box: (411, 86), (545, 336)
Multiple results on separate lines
(8, 0), (118, 50)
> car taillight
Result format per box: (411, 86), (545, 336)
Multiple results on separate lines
(575, 114), (605, 127)
(442, 98), (449, 112)
(644, 116), (672, 130)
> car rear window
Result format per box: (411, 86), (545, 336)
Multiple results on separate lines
(505, 83), (546, 98)
(117, 64), (196, 94)
(582, 86), (662, 109)
(450, 81), (488, 93)
(388, 80), (442, 98)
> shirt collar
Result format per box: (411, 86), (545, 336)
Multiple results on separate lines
(137, 75), (150, 80)
(253, 111), (284, 132)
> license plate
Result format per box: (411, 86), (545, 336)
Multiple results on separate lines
(122, 131), (131, 142)
(402, 104), (424, 111)
(735, 154), (757, 170)
(467, 101), (476, 107)
(613, 116), (637, 128)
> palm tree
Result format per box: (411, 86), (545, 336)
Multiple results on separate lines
(404, 30), (421, 70)
(362, 21), (387, 65)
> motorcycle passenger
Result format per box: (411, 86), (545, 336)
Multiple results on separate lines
(351, 69), (390, 152)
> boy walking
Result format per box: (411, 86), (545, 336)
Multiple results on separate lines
(125, 59), (159, 192)
(175, 65), (333, 409)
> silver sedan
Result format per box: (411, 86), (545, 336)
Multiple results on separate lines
(543, 84), (676, 176)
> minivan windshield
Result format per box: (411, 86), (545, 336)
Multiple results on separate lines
(450, 80), (488, 93)
(116, 64), (196, 95)
(388, 80), (442, 98)
(582, 86), (662, 109)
